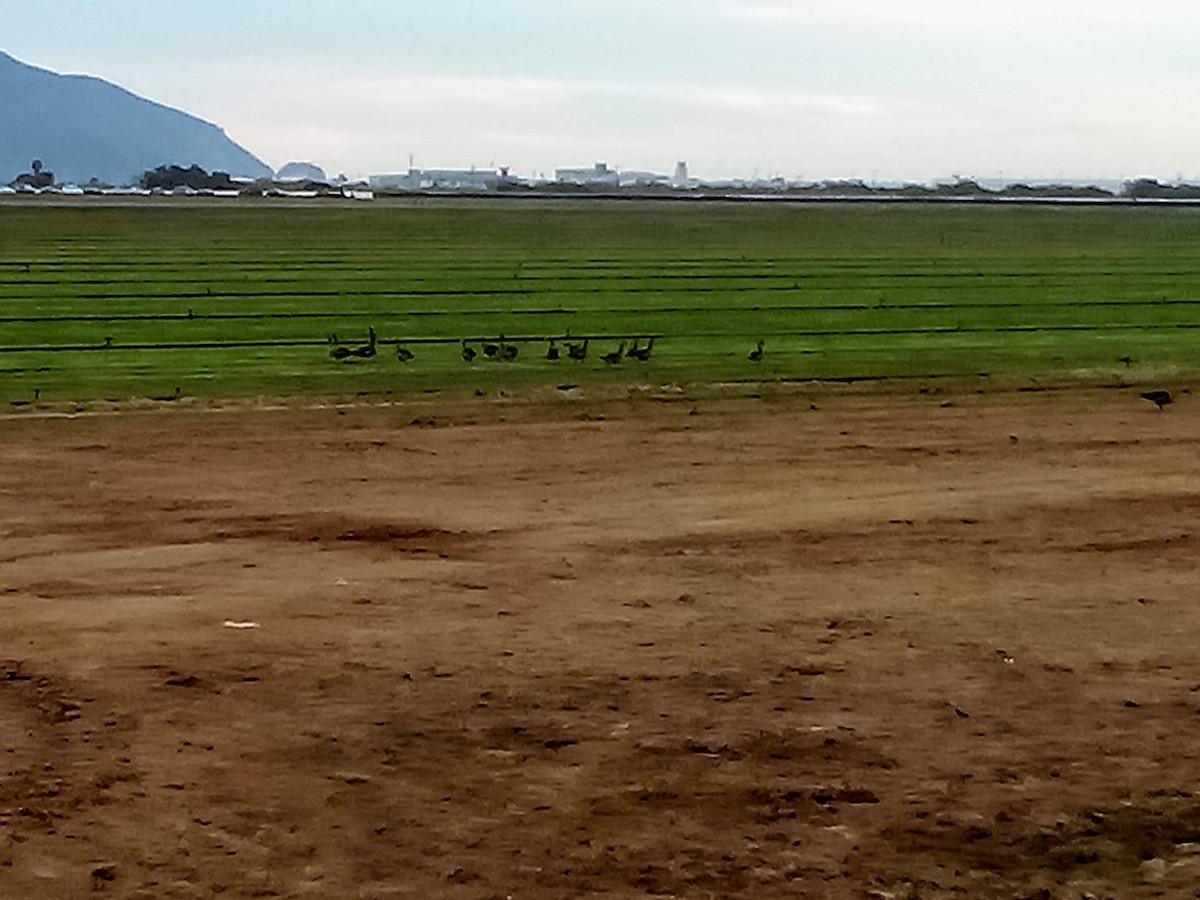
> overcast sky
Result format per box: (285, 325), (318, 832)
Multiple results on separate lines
(7, 0), (1200, 182)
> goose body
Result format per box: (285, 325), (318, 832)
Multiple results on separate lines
(347, 327), (377, 359)
(601, 342), (626, 365)
(1141, 389), (1173, 410)
(627, 337), (654, 361)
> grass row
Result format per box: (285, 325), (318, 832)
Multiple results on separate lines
(2, 199), (1200, 401)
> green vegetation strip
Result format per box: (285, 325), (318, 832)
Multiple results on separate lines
(2, 199), (1200, 402)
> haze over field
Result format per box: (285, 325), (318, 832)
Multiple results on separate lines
(5, 0), (1200, 182)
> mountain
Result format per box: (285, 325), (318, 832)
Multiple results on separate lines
(0, 51), (272, 185)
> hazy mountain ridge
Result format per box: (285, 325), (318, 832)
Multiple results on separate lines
(0, 51), (271, 185)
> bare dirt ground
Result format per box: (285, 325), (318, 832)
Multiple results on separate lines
(2, 383), (1200, 899)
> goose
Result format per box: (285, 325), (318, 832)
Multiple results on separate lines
(545, 339), (560, 361)
(347, 327), (378, 359)
(627, 337), (654, 361)
(566, 338), (589, 361)
(601, 342), (626, 365)
(748, 340), (764, 363)
(396, 344), (415, 362)
(1141, 389), (1172, 411)
(461, 340), (477, 362)
(328, 333), (353, 359)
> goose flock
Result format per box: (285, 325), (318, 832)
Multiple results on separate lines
(326, 332), (689, 366)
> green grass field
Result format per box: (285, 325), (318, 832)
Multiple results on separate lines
(3, 198), (1200, 402)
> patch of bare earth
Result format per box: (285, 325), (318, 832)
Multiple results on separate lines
(1, 387), (1199, 898)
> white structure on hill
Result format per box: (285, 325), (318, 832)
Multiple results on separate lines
(277, 161), (327, 182)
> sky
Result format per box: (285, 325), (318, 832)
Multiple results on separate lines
(6, 0), (1200, 182)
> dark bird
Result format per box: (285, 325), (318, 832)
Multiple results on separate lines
(1118, 355), (1133, 368)
(498, 336), (519, 362)
(461, 340), (477, 362)
(328, 333), (352, 359)
(748, 340), (765, 363)
(1141, 389), (1173, 411)
(566, 338), (589, 361)
(545, 339), (560, 361)
(153, 386), (181, 402)
(601, 342), (626, 365)
(396, 344), (415, 362)
(482, 338), (500, 358)
(627, 337), (654, 361)
(347, 327), (378, 359)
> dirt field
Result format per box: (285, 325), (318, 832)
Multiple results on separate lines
(2, 383), (1200, 899)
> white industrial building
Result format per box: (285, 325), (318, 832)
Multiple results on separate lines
(369, 167), (513, 192)
(618, 170), (668, 188)
(670, 161), (695, 189)
(554, 162), (620, 187)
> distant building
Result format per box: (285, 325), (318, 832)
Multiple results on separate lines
(554, 162), (620, 187)
(369, 167), (512, 192)
(670, 161), (691, 189)
(618, 170), (668, 188)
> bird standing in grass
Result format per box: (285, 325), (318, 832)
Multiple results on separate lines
(627, 337), (654, 361)
(461, 340), (477, 362)
(346, 327), (377, 359)
(1141, 389), (1173, 411)
(748, 340), (765, 363)
(545, 339), (560, 361)
(328, 333), (352, 359)
(396, 344), (415, 362)
(601, 342), (626, 365)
